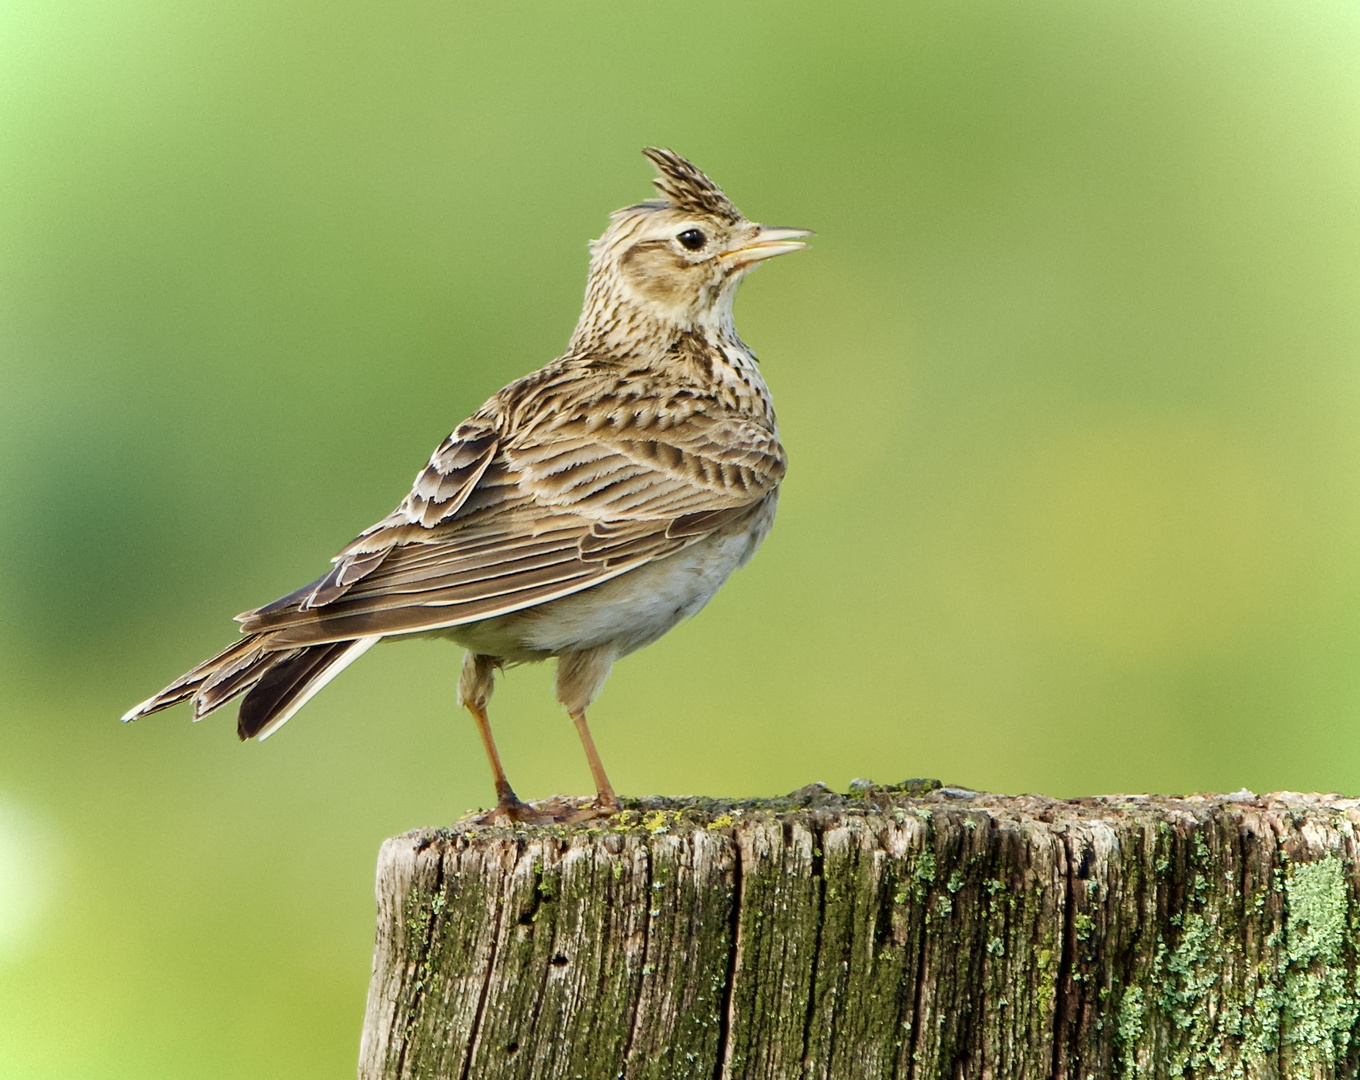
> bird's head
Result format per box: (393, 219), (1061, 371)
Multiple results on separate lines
(571, 148), (811, 352)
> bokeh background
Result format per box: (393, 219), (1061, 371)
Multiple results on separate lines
(3, 1), (1360, 1075)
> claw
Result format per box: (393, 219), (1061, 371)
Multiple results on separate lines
(467, 794), (622, 826)
(472, 794), (557, 826)
(560, 796), (623, 826)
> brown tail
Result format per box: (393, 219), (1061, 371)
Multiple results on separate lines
(122, 634), (380, 740)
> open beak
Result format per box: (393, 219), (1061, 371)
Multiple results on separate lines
(725, 225), (815, 267)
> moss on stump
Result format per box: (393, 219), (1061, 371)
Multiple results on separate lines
(358, 785), (1360, 1079)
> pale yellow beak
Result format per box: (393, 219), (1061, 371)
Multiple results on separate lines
(725, 225), (815, 267)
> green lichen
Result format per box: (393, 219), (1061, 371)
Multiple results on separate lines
(1116, 986), (1145, 1054)
(1160, 911), (1220, 1035)
(912, 848), (937, 903)
(1114, 854), (1360, 1080)
(1279, 856), (1360, 1072)
(1112, 909), (1235, 1078)
(403, 886), (433, 938)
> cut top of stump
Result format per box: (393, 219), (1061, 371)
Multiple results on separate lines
(360, 786), (1360, 1080)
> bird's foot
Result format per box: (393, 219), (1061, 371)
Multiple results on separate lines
(468, 793), (622, 826)
(472, 793), (559, 826)
(560, 795), (622, 825)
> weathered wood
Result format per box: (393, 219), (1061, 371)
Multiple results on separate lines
(358, 784), (1360, 1079)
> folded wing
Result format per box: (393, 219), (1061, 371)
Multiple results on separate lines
(237, 368), (786, 648)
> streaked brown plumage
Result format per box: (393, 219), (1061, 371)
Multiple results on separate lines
(123, 148), (810, 821)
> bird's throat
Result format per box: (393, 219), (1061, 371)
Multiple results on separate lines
(567, 264), (740, 360)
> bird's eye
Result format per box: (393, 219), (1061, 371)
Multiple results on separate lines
(677, 229), (706, 251)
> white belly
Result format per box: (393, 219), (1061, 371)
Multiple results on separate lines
(446, 496), (776, 662)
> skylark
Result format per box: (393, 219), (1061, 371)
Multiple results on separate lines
(123, 149), (810, 822)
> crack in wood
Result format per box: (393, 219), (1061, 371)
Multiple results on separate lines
(521, 842), (565, 1073)
(458, 844), (508, 1080)
(902, 815), (933, 1080)
(714, 829), (743, 1080)
(1050, 826), (1077, 1080)
(620, 838), (653, 1070)
(798, 821), (828, 1076)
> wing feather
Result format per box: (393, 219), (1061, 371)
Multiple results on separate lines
(235, 358), (785, 647)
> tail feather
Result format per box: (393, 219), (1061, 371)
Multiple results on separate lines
(197, 639), (270, 696)
(121, 637), (264, 722)
(122, 634), (380, 739)
(238, 636), (379, 740)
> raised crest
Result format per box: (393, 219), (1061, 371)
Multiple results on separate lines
(642, 147), (742, 223)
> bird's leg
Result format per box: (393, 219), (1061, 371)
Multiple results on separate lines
(464, 701), (560, 824)
(555, 647), (622, 821)
(460, 651), (550, 824)
(464, 700), (518, 808)
(567, 708), (621, 820)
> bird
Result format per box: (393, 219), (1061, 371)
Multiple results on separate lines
(122, 148), (810, 823)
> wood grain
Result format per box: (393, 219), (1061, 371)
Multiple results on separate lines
(359, 785), (1360, 1079)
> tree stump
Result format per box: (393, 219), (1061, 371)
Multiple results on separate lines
(358, 783), (1360, 1079)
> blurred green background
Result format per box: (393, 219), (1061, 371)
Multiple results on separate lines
(3, 0), (1360, 1075)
